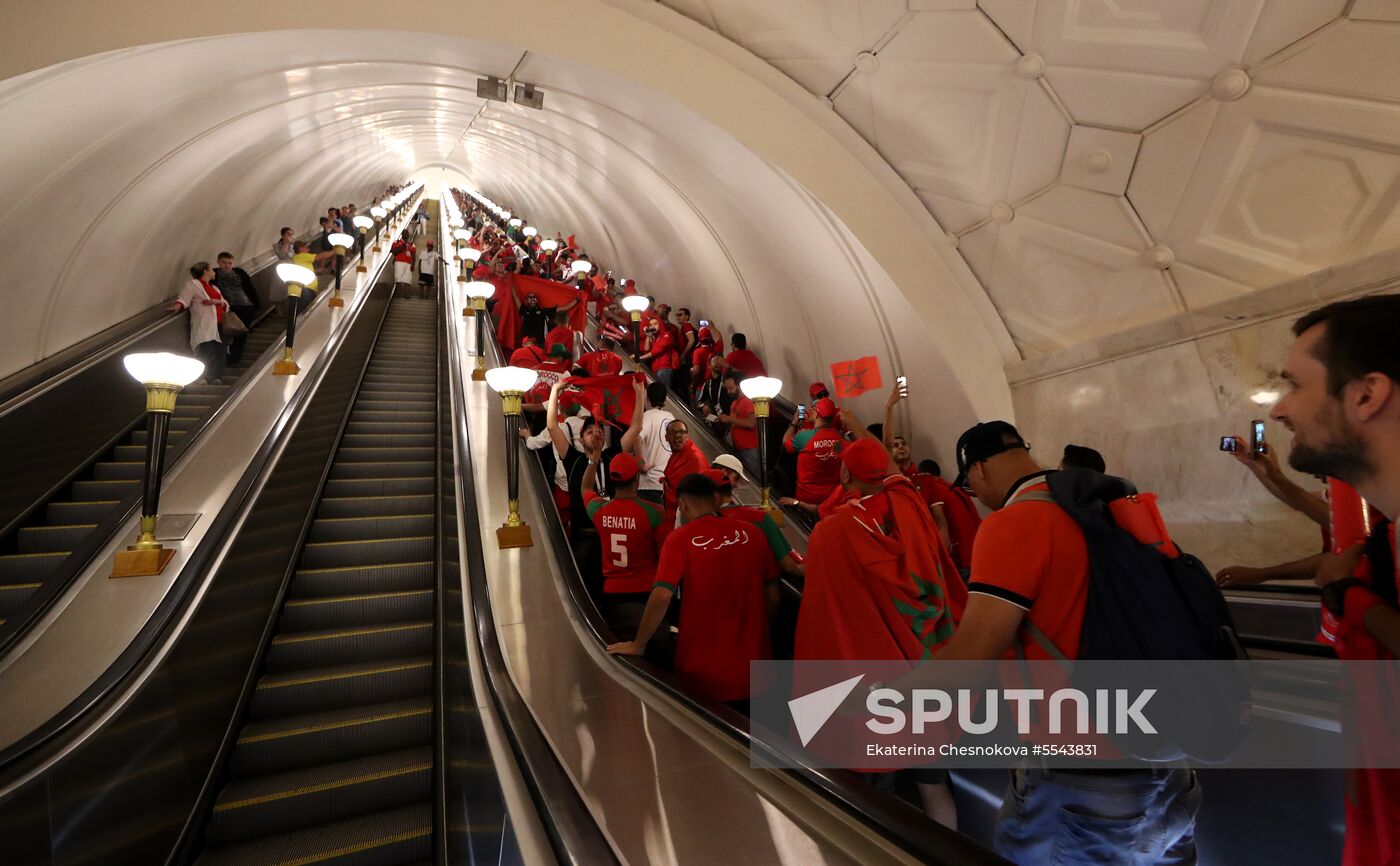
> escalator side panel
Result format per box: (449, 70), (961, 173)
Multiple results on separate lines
(0, 285), (394, 866)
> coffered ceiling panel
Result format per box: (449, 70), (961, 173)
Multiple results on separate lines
(659, 0), (1399, 359)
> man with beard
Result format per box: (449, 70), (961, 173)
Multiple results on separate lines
(1272, 294), (1400, 866)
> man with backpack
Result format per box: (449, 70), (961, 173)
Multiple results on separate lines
(1274, 294), (1400, 866)
(921, 421), (1201, 865)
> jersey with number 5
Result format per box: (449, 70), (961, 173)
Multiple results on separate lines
(584, 491), (667, 593)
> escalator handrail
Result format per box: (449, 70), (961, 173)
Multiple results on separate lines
(442, 271), (621, 865)
(0, 250), (365, 659)
(478, 313), (1008, 866)
(0, 239), (401, 783)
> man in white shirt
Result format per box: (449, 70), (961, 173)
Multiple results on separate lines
(416, 241), (441, 300)
(637, 381), (675, 505)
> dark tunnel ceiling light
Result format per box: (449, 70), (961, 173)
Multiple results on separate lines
(513, 83), (544, 110)
(477, 76), (507, 102)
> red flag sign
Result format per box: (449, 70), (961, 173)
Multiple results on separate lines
(830, 356), (882, 399)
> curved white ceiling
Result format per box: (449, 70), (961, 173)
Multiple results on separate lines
(662, 0), (1400, 355)
(2, 0), (1397, 460)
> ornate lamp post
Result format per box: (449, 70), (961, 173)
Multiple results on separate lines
(326, 232), (354, 309)
(369, 206), (387, 251)
(739, 376), (784, 522)
(619, 295), (650, 360)
(273, 262), (315, 375)
(352, 215), (374, 272)
(485, 366), (540, 549)
(459, 248), (483, 312)
(112, 352), (205, 577)
(465, 280), (495, 381)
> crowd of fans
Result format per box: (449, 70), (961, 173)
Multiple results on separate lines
(447, 188), (1400, 866)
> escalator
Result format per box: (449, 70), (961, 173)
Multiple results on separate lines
(197, 297), (440, 865)
(0, 310), (287, 627)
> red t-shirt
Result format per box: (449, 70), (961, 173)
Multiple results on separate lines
(910, 472), (982, 571)
(692, 344), (719, 374)
(544, 325), (575, 355)
(585, 492), (666, 594)
(509, 345), (546, 368)
(678, 322), (697, 357)
(729, 396), (759, 451)
(654, 513), (778, 701)
(578, 350), (623, 377)
(786, 428), (845, 504)
(967, 479), (1089, 660)
(725, 349), (766, 378)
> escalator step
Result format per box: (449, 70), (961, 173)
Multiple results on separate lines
(46, 499), (122, 523)
(206, 746), (432, 845)
(198, 802), (430, 866)
(278, 589), (433, 632)
(92, 461), (145, 481)
(321, 477), (433, 498)
(265, 620), (433, 671)
(16, 524), (96, 554)
(308, 515), (434, 542)
(0, 580), (43, 615)
(250, 657), (431, 720)
(334, 447), (435, 463)
(130, 429), (187, 445)
(229, 697), (433, 779)
(337, 434), (434, 449)
(344, 421), (434, 437)
(315, 495), (433, 519)
(71, 479), (140, 499)
(328, 461), (434, 481)
(298, 536), (433, 569)
(290, 562), (434, 599)
(0, 552), (68, 583)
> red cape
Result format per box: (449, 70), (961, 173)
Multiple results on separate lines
(796, 476), (966, 662)
(495, 273), (587, 351)
(663, 439), (707, 513)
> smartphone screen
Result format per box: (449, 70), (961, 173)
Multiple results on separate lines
(796, 405), (806, 420)
(1250, 420), (1266, 455)
(1219, 436), (1237, 452)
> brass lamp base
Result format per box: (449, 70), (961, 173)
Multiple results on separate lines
(497, 523), (533, 549)
(463, 307), (471, 317)
(112, 546), (176, 578)
(328, 296), (345, 308)
(272, 358), (300, 376)
(356, 264), (367, 274)
(471, 366), (486, 381)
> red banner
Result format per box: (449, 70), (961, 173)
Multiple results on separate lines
(494, 273), (588, 352)
(558, 372), (645, 430)
(829, 356), (883, 398)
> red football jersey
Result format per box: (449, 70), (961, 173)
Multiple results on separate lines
(586, 492), (667, 594)
(654, 513), (778, 702)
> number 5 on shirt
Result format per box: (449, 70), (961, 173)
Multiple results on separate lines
(610, 534), (629, 568)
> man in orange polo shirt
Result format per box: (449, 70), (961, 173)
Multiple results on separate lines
(920, 421), (1200, 865)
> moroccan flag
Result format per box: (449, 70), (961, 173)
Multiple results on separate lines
(494, 273), (588, 352)
(566, 234), (578, 251)
(830, 355), (882, 398)
(558, 372), (645, 430)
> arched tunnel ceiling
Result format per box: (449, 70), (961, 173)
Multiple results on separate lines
(0, 0), (1396, 444)
(661, 0), (1400, 355)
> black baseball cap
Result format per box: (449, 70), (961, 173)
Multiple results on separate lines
(953, 421), (1029, 488)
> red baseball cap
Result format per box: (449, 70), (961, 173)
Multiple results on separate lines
(609, 453), (641, 482)
(815, 397), (838, 418)
(702, 468), (733, 490)
(698, 327), (713, 341)
(809, 382), (829, 398)
(843, 437), (890, 484)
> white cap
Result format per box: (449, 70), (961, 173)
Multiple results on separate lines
(710, 453), (749, 483)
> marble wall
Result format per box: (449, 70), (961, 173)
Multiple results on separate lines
(1005, 248), (1400, 576)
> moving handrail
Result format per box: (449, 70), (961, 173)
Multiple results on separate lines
(479, 313), (1008, 866)
(442, 262), (619, 865)
(0, 244), (398, 783)
(0, 249), (368, 658)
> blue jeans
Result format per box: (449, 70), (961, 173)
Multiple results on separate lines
(735, 448), (760, 480)
(653, 367), (674, 391)
(994, 767), (1200, 866)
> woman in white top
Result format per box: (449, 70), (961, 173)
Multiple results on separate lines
(171, 262), (230, 384)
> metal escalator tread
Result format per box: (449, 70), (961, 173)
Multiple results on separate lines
(200, 298), (439, 864)
(0, 304), (294, 620)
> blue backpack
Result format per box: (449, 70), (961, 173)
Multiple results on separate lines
(1015, 469), (1250, 763)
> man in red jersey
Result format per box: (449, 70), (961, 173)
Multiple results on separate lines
(718, 372), (762, 478)
(582, 452), (667, 635)
(707, 469), (804, 578)
(577, 347), (623, 378)
(783, 397), (845, 505)
(607, 473), (779, 712)
(1275, 295), (1400, 866)
(724, 332), (767, 378)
